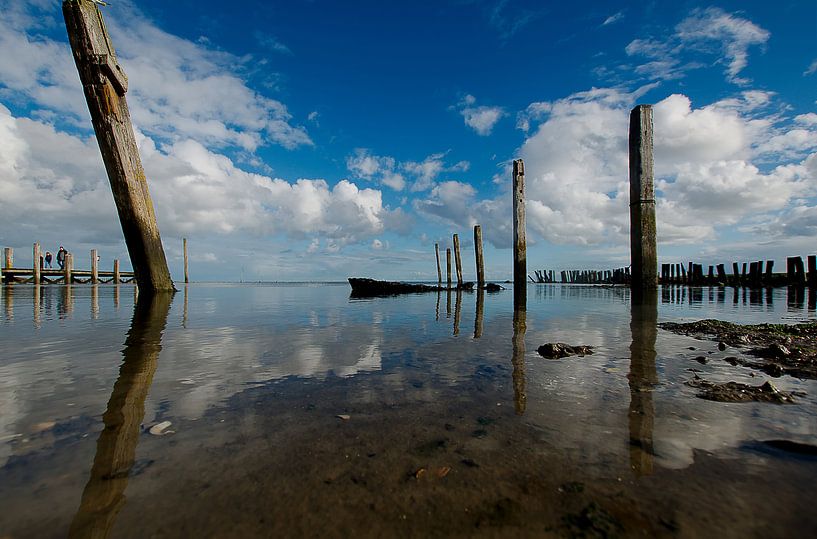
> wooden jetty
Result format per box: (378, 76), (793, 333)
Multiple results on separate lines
(2, 246), (134, 284)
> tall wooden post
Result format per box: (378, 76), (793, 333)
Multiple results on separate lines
(65, 253), (74, 284)
(33, 243), (41, 285)
(446, 248), (452, 289)
(183, 238), (189, 284)
(4, 247), (12, 270)
(629, 105), (657, 289)
(91, 249), (99, 284)
(113, 259), (120, 284)
(513, 159), (526, 303)
(453, 234), (463, 288)
(434, 243), (442, 286)
(63, 0), (174, 293)
(474, 225), (485, 289)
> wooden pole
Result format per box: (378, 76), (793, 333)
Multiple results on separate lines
(33, 243), (41, 285)
(183, 238), (189, 284)
(446, 248), (452, 289)
(474, 225), (485, 289)
(63, 0), (174, 293)
(91, 249), (99, 284)
(4, 247), (12, 270)
(113, 259), (120, 284)
(435, 243), (442, 286)
(453, 234), (463, 288)
(513, 159), (527, 303)
(65, 252), (73, 284)
(629, 105), (657, 289)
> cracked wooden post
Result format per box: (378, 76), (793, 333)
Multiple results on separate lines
(33, 243), (41, 285)
(474, 225), (485, 290)
(91, 249), (99, 284)
(513, 159), (526, 304)
(113, 259), (120, 284)
(453, 234), (463, 289)
(4, 247), (12, 271)
(446, 248), (452, 289)
(629, 105), (657, 289)
(435, 243), (442, 286)
(183, 238), (189, 284)
(63, 0), (174, 293)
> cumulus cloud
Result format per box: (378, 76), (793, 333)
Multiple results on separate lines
(626, 7), (770, 84)
(0, 105), (396, 254)
(0, 0), (311, 152)
(455, 95), (505, 136)
(346, 149), (469, 192)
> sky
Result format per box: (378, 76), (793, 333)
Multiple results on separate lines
(0, 0), (815, 282)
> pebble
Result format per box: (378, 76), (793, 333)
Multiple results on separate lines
(149, 421), (173, 436)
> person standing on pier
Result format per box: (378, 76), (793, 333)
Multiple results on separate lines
(45, 251), (53, 268)
(57, 246), (66, 269)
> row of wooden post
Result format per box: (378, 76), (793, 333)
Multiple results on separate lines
(660, 255), (817, 288)
(434, 225), (486, 290)
(2, 238), (189, 284)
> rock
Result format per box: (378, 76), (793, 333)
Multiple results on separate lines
(537, 343), (594, 359)
(694, 356), (708, 364)
(718, 341), (727, 351)
(336, 414), (351, 421)
(686, 378), (803, 404)
(484, 283), (504, 292)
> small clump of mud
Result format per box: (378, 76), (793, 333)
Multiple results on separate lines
(537, 343), (594, 359)
(659, 319), (817, 379)
(686, 377), (804, 404)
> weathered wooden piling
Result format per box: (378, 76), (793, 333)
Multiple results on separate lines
(446, 248), (452, 289)
(809, 255), (816, 287)
(435, 243), (442, 286)
(732, 262), (740, 285)
(629, 105), (657, 289)
(33, 243), (41, 285)
(91, 249), (99, 284)
(513, 159), (526, 302)
(474, 225), (485, 289)
(453, 234), (463, 288)
(4, 248), (12, 271)
(64, 253), (73, 284)
(63, 0), (174, 293)
(114, 259), (120, 284)
(717, 264), (726, 282)
(183, 238), (189, 284)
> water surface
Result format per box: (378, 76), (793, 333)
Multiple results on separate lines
(1, 283), (816, 537)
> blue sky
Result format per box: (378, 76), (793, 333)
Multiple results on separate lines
(0, 0), (815, 281)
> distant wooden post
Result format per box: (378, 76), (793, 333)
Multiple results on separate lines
(453, 234), (463, 288)
(183, 238), (189, 284)
(4, 247), (12, 270)
(732, 262), (740, 285)
(513, 159), (527, 302)
(33, 243), (41, 285)
(474, 225), (485, 289)
(434, 243), (442, 286)
(63, 0), (174, 293)
(113, 259), (120, 284)
(64, 253), (74, 284)
(629, 105), (657, 289)
(446, 248), (452, 289)
(808, 255), (816, 287)
(91, 249), (99, 284)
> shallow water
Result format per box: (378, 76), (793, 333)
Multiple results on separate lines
(1, 283), (816, 537)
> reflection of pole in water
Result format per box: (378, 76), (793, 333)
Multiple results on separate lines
(435, 290), (440, 322)
(114, 285), (120, 310)
(33, 285), (41, 329)
(59, 285), (74, 318)
(446, 289), (452, 318)
(182, 284), (189, 329)
(69, 292), (173, 538)
(628, 288), (658, 476)
(511, 305), (527, 415)
(4, 285), (14, 321)
(91, 284), (99, 320)
(453, 289), (462, 336)
(474, 288), (484, 339)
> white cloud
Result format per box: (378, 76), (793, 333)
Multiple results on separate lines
(346, 148), (469, 192)
(0, 104), (394, 252)
(0, 0), (311, 152)
(455, 94), (505, 136)
(805, 59), (817, 76)
(626, 7), (770, 84)
(602, 12), (624, 26)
